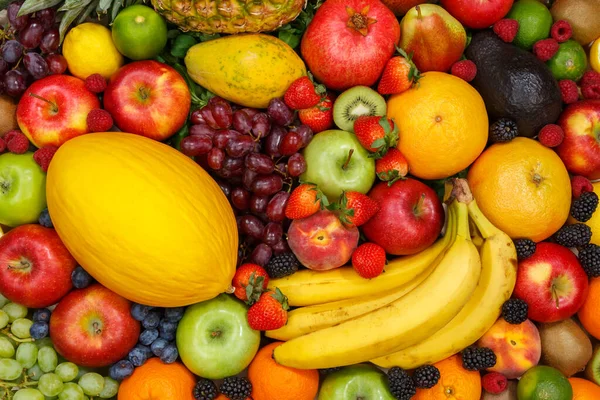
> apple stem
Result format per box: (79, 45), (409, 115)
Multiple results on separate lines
(551, 285), (560, 309)
(28, 92), (58, 113)
(92, 322), (102, 335)
(413, 193), (426, 216)
(416, 5), (422, 19)
(7, 259), (31, 271)
(342, 149), (354, 171)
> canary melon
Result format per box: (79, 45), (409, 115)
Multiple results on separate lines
(46, 132), (237, 307)
(185, 34), (306, 108)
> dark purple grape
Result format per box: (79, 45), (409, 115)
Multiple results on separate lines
(292, 125), (314, 147)
(190, 109), (205, 125)
(232, 110), (253, 134)
(267, 97), (294, 126)
(4, 70), (26, 97)
(213, 129), (239, 149)
(266, 191), (290, 222)
(39, 28), (59, 53)
(23, 52), (48, 80)
(264, 126), (286, 157)
(250, 195), (269, 214)
(239, 215), (265, 239)
(245, 153), (274, 174)
(287, 153), (307, 177)
(2, 40), (23, 64)
(199, 105), (220, 129)
(222, 156), (244, 172)
(275, 162), (287, 177)
(251, 113), (271, 139)
(272, 239), (291, 255)
(262, 222), (283, 246)
(46, 54), (67, 75)
(217, 181), (232, 198)
(225, 135), (254, 158)
(7, 3), (29, 31)
(36, 8), (56, 30)
(280, 132), (303, 156)
(0, 59), (8, 76)
(250, 243), (272, 267)
(207, 148), (225, 170)
(181, 135), (213, 157)
(231, 187), (250, 211)
(19, 22), (44, 49)
(241, 108), (259, 119)
(0, 79), (6, 95)
(242, 169), (258, 191)
(208, 96), (233, 129)
(251, 174), (283, 196)
(189, 123), (216, 138)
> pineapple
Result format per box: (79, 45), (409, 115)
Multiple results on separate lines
(150, 0), (307, 34)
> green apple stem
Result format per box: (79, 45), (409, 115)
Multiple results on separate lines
(7, 259), (31, 271)
(28, 93), (58, 114)
(416, 5), (422, 19)
(342, 149), (354, 171)
(413, 193), (426, 216)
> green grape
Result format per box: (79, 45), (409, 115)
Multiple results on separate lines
(13, 388), (45, 400)
(55, 362), (79, 382)
(58, 382), (84, 400)
(2, 302), (28, 322)
(38, 346), (58, 372)
(99, 377), (119, 398)
(11, 318), (33, 339)
(0, 309), (9, 329)
(36, 337), (54, 349)
(38, 373), (64, 397)
(0, 293), (9, 308)
(75, 366), (90, 380)
(0, 336), (15, 358)
(16, 342), (39, 369)
(78, 372), (105, 396)
(27, 363), (44, 381)
(0, 357), (23, 380)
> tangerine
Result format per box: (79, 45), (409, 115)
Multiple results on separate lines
(412, 354), (481, 400)
(569, 377), (600, 399)
(578, 277), (600, 340)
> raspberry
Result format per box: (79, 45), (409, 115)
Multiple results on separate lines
(482, 372), (508, 394)
(450, 60), (477, 82)
(33, 146), (58, 172)
(85, 74), (107, 93)
(87, 109), (114, 132)
(0, 138), (5, 153)
(4, 129), (21, 143)
(581, 71), (600, 86)
(538, 124), (564, 147)
(533, 38), (560, 62)
(558, 80), (579, 104)
(571, 176), (594, 198)
(551, 20), (572, 42)
(493, 19), (519, 43)
(7, 132), (30, 154)
(582, 82), (600, 100)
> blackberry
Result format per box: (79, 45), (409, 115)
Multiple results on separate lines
(489, 119), (518, 143)
(571, 191), (599, 222)
(554, 223), (592, 248)
(578, 244), (600, 278)
(387, 367), (416, 400)
(413, 365), (440, 389)
(501, 298), (529, 324)
(461, 347), (497, 371)
(220, 377), (252, 400)
(514, 239), (536, 260)
(319, 367), (342, 375)
(193, 379), (218, 400)
(265, 252), (300, 279)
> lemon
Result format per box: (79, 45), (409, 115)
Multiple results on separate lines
(112, 5), (168, 60)
(63, 23), (124, 80)
(591, 38), (600, 73)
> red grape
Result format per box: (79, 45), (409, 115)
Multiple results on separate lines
(2, 40), (23, 64)
(225, 135), (254, 158)
(207, 148), (225, 170)
(262, 222), (283, 246)
(19, 22), (44, 49)
(272, 239), (291, 255)
(7, 3), (29, 31)
(239, 215), (265, 239)
(0, 59), (8, 76)
(222, 156), (244, 172)
(292, 125), (314, 147)
(40, 28), (60, 53)
(251, 174), (283, 196)
(266, 191), (290, 222)
(189, 123), (217, 138)
(36, 8), (56, 30)
(250, 195), (269, 214)
(231, 187), (250, 211)
(245, 153), (274, 174)
(4, 70), (26, 97)
(280, 132), (302, 156)
(243, 169), (258, 191)
(287, 153), (307, 177)
(24, 53), (49, 80)
(241, 108), (259, 119)
(232, 110), (253, 134)
(213, 129), (239, 149)
(217, 180), (232, 198)
(45, 54), (67, 75)
(250, 243), (272, 267)
(181, 135), (213, 156)
(190, 109), (205, 125)
(275, 162), (287, 177)
(208, 96), (233, 129)
(199, 105), (220, 129)
(251, 113), (271, 139)
(264, 126), (286, 157)
(267, 97), (294, 126)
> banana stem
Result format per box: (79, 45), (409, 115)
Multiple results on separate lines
(455, 202), (470, 239)
(466, 200), (497, 239)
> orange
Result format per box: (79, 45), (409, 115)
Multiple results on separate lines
(578, 277), (600, 340)
(569, 377), (600, 399)
(467, 137), (571, 242)
(413, 354), (481, 400)
(117, 358), (196, 400)
(248, 342), (319, 400)
(387, 71), (488, 180)
(570, 181), (600, 245)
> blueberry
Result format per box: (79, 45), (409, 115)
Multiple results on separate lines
(150, 338), (168, 357)
(139, 329), (159, 346)
(33, 308), (51, 323)
(164, 307), (185, 322)
(29, 322), (49, 339)
(128, 345), (149, 367)
(71, 266), (94, 289)
(38, 208), (53, 228)
(159, 320), (178, 341)
(130, 303), (153, 322)
(109, 360), (134, 381)
(142, 310), (161, 330)
(160, 344), (178, 364)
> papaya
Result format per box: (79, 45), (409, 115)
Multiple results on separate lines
(185, 34), (306, 108)
(46, 132), (237, 307)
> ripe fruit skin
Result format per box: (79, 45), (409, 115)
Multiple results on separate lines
(441, 0), (514, 29)
(46, 132), (237, 307)
(118, 358), (196, 400)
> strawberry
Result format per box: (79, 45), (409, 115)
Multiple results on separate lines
(298, 94), (335, 133)
(329, 191), (379, 227)
(352, 243), (387, 279)
(232, 263), (270, 304)
(284, 73), (326, 110)
(376, 148), (409, 185)
(247, 288), (289, 331)
(285, 183), (328, 219)
(377, 48), (420, 95)
(353, 115), (398, 157)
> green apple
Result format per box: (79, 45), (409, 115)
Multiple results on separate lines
(176, 294), (260, 379)
(301, 130), (375, 201)
(318, 364), (396, 400)
(0, 152), (46, 227)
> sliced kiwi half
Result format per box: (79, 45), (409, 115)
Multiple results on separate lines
(585, 344), (600, 384)
(333, 86), (386, 132)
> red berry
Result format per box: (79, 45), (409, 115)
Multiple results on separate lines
(3, 130), (21, 144)
(6, 132), (30, 154)
(450, 60), (477, 82)
(84, 74), (107, 93)
(580, 71), (600, 86)
(493, 19), (519, 43)
(582, 82), (600, 100)
(558, 80), (579, 104)
(482, 372), (508, 395)
(0, 138), (5, 153)
(538, 124), (564, 148)
(33, 145), (58, 172)
(533, 38), (560, 62)
(572, 176), (594, 198)
(86, 109), (114, 132)
(551, 20), (572, 43)
(351, 243), (386, 279)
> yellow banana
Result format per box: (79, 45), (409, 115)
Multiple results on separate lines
(273, 199), (481, 369)
(371, 183), (517, 369)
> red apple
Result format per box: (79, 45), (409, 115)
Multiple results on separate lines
(362, 179), (444, 255)
(379, 0), (428, 16)
(0, 224), (76, 308)
(556, 100), (600, 180)
(103, 60), (191, 141)
(16, 75), (100, 148)
(514, 242), (588, 323)
(49, 284), (140, 368)
(440, 0), (514, 29)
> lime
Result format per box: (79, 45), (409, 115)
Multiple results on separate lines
(517, 366), (573, 400)
(547, 40), (588, 81)
(507, 0), (553, 49)
(111, 5), (168, 60)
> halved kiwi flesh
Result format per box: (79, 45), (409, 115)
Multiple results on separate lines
(333, 86), (386, 132)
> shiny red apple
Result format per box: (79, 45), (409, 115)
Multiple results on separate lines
(440, 0), (514, 29)
(103, 60), (191, 141)
(0, 224), (76, 308)
(49, 284), (140, 368)
(362, 178), (444, 255)
(514, 242), (588, 323)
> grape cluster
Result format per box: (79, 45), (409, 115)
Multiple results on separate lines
(0, 295), (119, 399)
(183, 96), (313, 267)
(109, 303), (185, 381)
(1, 2), (67, 98)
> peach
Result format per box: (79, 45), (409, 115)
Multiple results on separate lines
(287, 210), (359, 271)
(477, 318), (541, 379)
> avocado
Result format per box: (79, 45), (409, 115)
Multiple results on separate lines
(465, 30), (562, 138)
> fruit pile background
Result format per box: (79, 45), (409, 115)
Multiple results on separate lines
(0, 0), (600, 399)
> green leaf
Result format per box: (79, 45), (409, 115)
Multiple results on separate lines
(168, 124), (189, 152)
(59, 7), (83, 43)
(191, 32), (221, 43)
(111, 0), (124, 21)
(78, 0), (100, 24)
(371, 138), (386, 149)
(278, 30), (300, 49)
(18, 0), (62, 16)
(58, 0), (93, 12)
(98, 0), (114, 13)
(170, 34), (197, 59)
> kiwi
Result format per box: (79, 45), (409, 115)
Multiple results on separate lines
(585, 344), (600, 385)
(0, 95), (18, 136)
(481, 380), (518, 400)
(332, 86), (386, 132)
(538, 318), (592, 377)
(551, 0), (600, 45)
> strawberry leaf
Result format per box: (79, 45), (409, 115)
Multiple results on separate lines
(272, 287), (290, 311)
(245, 272), (266, 305)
